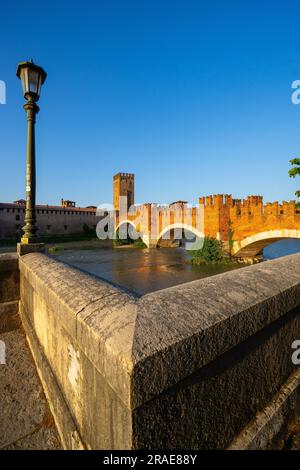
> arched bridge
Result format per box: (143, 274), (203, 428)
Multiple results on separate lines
(231, 229), (300, 259)
(115, 203), (204, 249)
(113, 173), (300, 260)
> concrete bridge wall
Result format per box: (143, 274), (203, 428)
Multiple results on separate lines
(16, 253), (300, 449)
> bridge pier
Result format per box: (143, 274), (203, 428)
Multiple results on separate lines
(141, 236), (157, 249)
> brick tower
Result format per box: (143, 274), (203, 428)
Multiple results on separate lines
(113, 173), (135, 211)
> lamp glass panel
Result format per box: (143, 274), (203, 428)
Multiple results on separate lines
(20, 68), (29, 95)
(37, 74), (42, 97)
(28, 69), (40, 95)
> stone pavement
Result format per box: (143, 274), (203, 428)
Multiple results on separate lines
(276, 417), (300, 450)
(0, 318), (62, 449)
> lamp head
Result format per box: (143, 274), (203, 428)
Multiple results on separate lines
(17, 60), (47, 101)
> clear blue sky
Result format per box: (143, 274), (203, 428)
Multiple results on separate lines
(1, 0), (300, 207)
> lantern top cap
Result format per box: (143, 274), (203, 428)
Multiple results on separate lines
(16, 60), (47, 84)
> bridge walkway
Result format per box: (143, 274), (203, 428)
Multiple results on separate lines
(0, 302), (62, 449)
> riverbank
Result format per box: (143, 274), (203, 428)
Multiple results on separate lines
(0, 239), (113, 254)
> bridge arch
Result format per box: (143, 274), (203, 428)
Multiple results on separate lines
(115, 219), (137, 234)
(232, 229), (300, 258)
(115, 219), (149, 246)
(156, 223), (204, 250)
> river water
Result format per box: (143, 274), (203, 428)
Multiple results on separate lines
(50, 239), (300, 296)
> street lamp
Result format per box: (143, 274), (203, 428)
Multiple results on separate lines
(16, 60), (47, 253)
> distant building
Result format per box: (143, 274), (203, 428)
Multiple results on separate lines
(14, 199), (26, 205)
(61, 199), (76, 208)
(0, 199), (104, 239)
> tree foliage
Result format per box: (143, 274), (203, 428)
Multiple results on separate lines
(113, 229), (146, 248)
(190, 236), (230, 265)
(289, 159), (300, 199)
(82, 223), (95, 237)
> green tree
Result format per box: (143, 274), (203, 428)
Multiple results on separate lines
(113, 230), (132, 246)
(82, 223), (95, 237)
(190, 236), (231, 265)
(289, 159), (300, 205)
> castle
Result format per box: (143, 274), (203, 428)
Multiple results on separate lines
(0, 199), (101, 239)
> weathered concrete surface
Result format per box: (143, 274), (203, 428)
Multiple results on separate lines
(0, 329), (61, 449)
(0, 253), (20, 335)
(0, 301), (20, 332)
(0, 252), (61, 450)
(0, 253), (19, 304)
(20, 306), (85, 449)
(277, 416), (300, 449)
(132, 306), (300, 449)
(229, 368), (300, 450)
(132, 255), (300, 405)
(18, 252), (300, 449)
(19, 253), (137, 449)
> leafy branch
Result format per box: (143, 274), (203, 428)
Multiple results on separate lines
(288, 159), (300, 199)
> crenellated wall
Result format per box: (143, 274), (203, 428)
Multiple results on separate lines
(196, 195), (300, 258)
(198, 194), (298, 241)
(113, 172), (300, 254)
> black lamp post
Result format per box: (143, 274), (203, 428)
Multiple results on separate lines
(16, 60), (47, 253)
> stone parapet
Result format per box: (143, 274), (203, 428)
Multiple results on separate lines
(18, 253), (300, 449)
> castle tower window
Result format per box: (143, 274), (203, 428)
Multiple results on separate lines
(47, 225), (51, 230)
(64, 225), (68, 230)
(16, 215), (20, 221)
